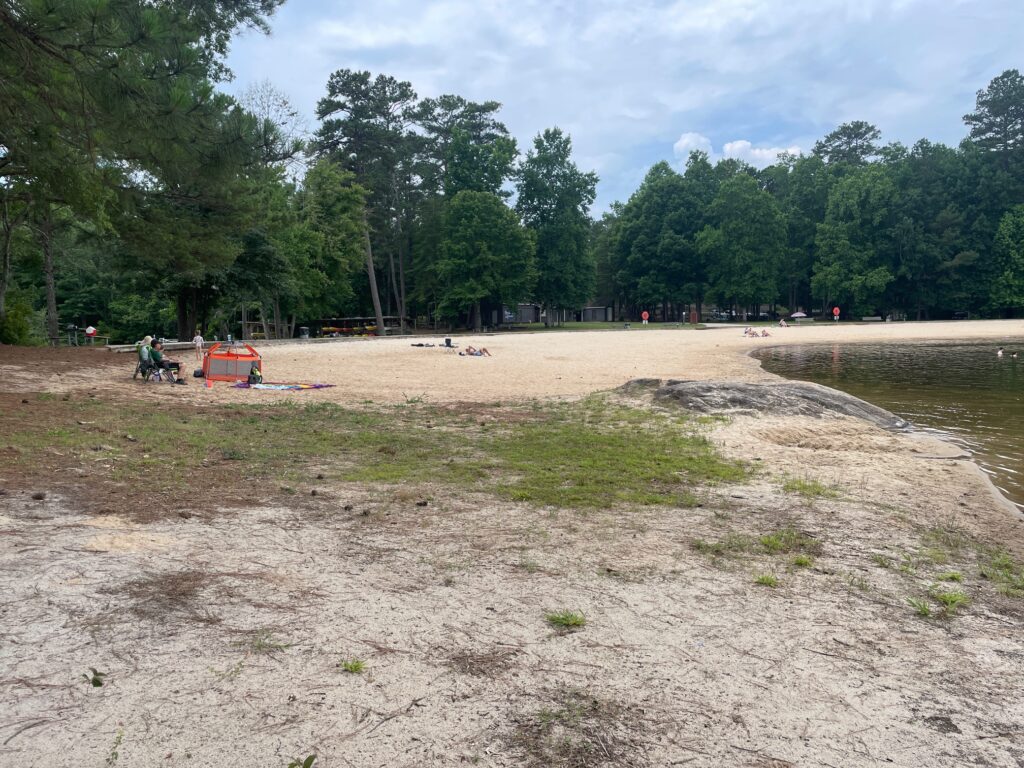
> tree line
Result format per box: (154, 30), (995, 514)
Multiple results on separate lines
(1, 2), (1022, 346)
(594, 71), (1024, 321)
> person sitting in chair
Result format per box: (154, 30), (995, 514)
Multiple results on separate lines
(151, 340), (186, 384)
(134, 336), (154, 379)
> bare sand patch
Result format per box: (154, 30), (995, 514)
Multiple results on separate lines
(197, 319), (1023, 404)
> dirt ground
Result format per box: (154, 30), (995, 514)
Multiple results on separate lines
(2, 323), (1024, 767)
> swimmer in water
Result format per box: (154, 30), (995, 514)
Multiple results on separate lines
(997, 347), (1004, 357)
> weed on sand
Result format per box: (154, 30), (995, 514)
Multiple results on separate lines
(693, 527), (820, 561)
(980, 551), (1024, 598)
(781, 476), (839, 499)
(545, 610), (586, 632)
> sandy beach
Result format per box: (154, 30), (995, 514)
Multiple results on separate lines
(219, 319), (1024, 404)
(2, 320), (1024, 767)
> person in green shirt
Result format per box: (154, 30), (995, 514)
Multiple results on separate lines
(151, 340), (185, 384)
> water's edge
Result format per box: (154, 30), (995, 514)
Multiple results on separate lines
(747, 345), (1024, 519)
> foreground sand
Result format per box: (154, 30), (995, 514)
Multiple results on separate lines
(2, 321), (1024, 767)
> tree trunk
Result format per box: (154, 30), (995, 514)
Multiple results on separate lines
(261, 307), (272, 340)
(176, 287), (198, 341)
(362, 217), (385, 336)
(240, 305), (248, 340)
(273, 297), (285, 339)
(398, 230), (409, 334)
(387, 249), (406, 333)
(0, 198), (25, 327)
(38, 211), (59, 345)
(472, 301), (482, 332)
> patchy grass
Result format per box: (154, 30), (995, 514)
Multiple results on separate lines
(545, 610), (586, 631)
(691, 534), (752, 557)
(759, 528), (822, 556)
(792, 554), (814, 568)
(930, 587), (970, 617)
(507, 687), (644, 767)
(0, 395), (746, 518)
(781, 476), (838, 499)
(980, 550), (1024, 598)
(236, 629), (291, 655)
(693, 527), (820, 561)
(754, 574), (779, 588)
(907, 597), (932, 618)
(339, 659), (365, 674)
(937, 571), (963, 583)
(489, 399), (747, 508)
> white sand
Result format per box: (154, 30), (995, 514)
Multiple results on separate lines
(219, 319), (1024, 404)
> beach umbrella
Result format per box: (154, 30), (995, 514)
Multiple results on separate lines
(790, 312), (807, 318)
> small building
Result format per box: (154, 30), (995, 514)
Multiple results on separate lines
(516, 304), (541, 324)
(581, 306), (613, 322)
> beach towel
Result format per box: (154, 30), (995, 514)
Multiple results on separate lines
(232, 382), (335, 391)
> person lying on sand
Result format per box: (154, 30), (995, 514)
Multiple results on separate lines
(460, 346), (491, 357)
(760, 330), (771, 337)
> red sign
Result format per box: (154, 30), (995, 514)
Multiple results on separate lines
(641, 311), (650, 321)
(832, 307), (840, 317)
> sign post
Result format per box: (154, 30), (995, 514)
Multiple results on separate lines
(833, 306), (840, 323)
(641, 310), (650, 326)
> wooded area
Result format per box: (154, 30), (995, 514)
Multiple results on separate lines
(2, 1), (1022, 345)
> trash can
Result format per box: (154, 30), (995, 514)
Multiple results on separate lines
(299, 326), (310, 340)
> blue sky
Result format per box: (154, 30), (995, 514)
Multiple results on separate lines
(225, 0), (1023, 211)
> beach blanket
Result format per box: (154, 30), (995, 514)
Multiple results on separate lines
(232, 382), (335, 391)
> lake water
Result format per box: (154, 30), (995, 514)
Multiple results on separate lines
(755, 340), (1024, 513)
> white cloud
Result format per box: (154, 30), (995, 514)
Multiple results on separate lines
(722, 139), (802, 168)
(673, 134), (802, 168)
(673, 132), (713, 159)
(226, 0), (1024, 209)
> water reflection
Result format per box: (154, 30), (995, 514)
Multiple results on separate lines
(756, 340), (1024, 512)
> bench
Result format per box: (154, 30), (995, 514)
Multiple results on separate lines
(861, 316), (883, 322)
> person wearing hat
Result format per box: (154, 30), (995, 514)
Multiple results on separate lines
(151, 340), (185, 384)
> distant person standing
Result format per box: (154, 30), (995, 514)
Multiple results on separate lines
(193, 330), (205, 363)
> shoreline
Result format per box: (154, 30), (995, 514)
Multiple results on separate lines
(745, 337), (1024, 518)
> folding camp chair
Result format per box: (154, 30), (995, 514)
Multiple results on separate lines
(133, 359), (156, 381)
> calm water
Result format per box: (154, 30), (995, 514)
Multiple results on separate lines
(756, 340), (1024, 512)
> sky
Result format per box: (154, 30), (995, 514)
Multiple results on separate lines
(224, 0), (1023, 211)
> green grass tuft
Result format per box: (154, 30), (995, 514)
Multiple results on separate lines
(545, 610), (586, 631)
(907, 597), (932, 617)
(754, 573), (778, 588)
(930, 587), (970, 616)
(979, 551), (1024, 598)
(792, 554), (813, 568)
(781, 477), (838, 499)
(339, 659), (365, 674)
